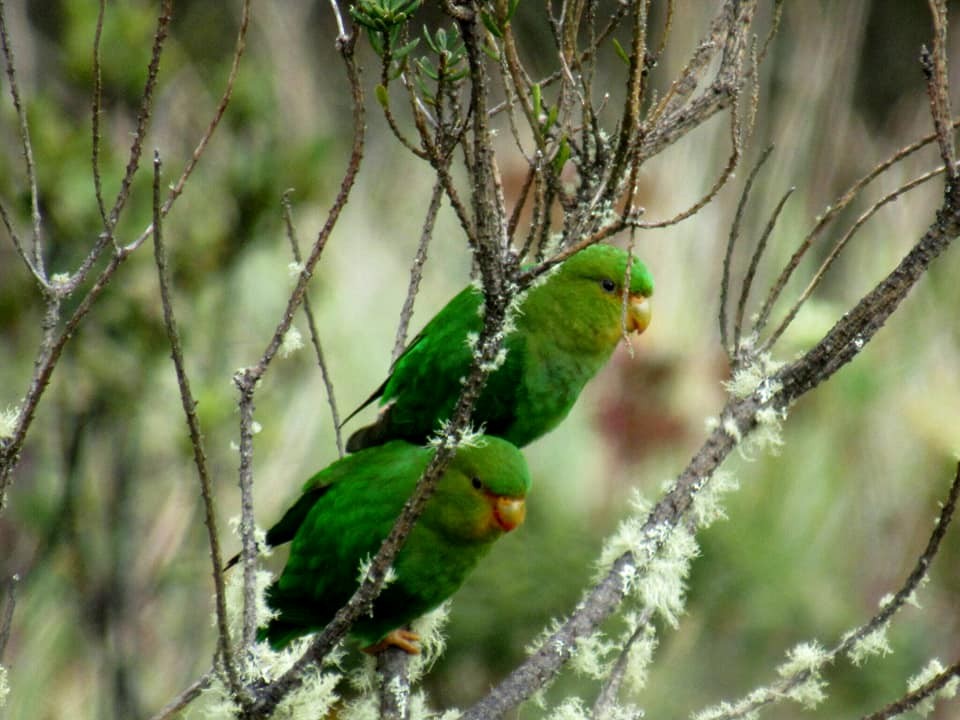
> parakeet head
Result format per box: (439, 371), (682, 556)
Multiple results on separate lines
(557, 243), (654, 333)
(521, 244), (654, 355)
(428, 436), (531, 542)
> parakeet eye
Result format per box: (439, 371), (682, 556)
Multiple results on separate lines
(471, 477), (483, 490)
(600, 278), (616, 293)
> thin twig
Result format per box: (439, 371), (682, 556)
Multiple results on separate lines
(862, 658), (960, 720)
(719, 143), (776, 350)
(91, 0), (108, 228)
(922, 0), (956, 181)
(146, 670), (214, 720)
(392, 179), (443, 365)
(753, 115), (960, 337)
(0, 0), (44, 278)
(123, 0), (252, 257)
(107, 0), (173, 236)
(734, 184), (793, 355)
(761, 165), (945, 354)
(151, 151), (242, 699)
(591, 609), (654, 717)
(281, 192), (344, 458)
(0, 573), (18, 661)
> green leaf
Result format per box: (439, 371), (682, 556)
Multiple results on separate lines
(375, 84), (390, 108)
(480, 10), (504, 39)
(394, 38), (420, 61)
(506, 0), (521, 22)
(423, 24), (440, 54)
(417, 56), (439, 81)
(532, 82), (542, 120)
(552, 136), (571, 173)
(612, 37), (631, 66)
(481, 40), (501, 62)
(544, 104), (558, 132)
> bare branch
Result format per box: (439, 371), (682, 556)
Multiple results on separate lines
(863, 658), (960, 720)
(922, 0), (956, 180)
(392, 180), (443, 364)
(377, 648), (412, 720)
(151, 151), (241, 698)
(719, 145), (773, 354)
(735, 183), (793, 354)
(0, 0), (43, 278)
(761, 164), (945, 354)
(281, 191), (344, 458)
(107, 0), (173, 236)
(146, 670), (214, 720)
(0, 573), (18, 661)
(754, 116), (960, 338)
(124, 0), (252, 257)
(591, 609), (654, 718)
(91, 0), (107, 228)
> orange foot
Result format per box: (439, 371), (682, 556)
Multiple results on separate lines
(362, 629), (421, 655)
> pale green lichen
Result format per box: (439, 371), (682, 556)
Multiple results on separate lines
(341, 691), (378, 720)
(524, 617), (566, 657)
(692, 692), (763, 720)
(221, 563), (277, 646)
(287, 261), (305, 277)
(776, 641), (828, 709)
(279, 326), (304, 358)
(595, 490), (654, 582)
(908, 658), (960, 717)
(0, 665), (8, 709)
(570, 631), (616, 680)
(0, 406), (18, 439)
(636, 525), (698, 628)
(270, 666), (340, 720)
(690, 471), (739, 529)
(847, 623), (892, 666)
(778, 641), (828, 677)
(738, 406), (786, 461)
(357, 554), (398, 589)
(594, 490), (699, 627)
(721, 416), (742, 442)
(723, 353), (783, 400)
(428, 422), (486, 450)
(619, 620), (658, 698)
(549, 696), (590, 720)
(407, 601), (451, 682)
(227, 517), (272, 559)
(409, 690), (462, 720)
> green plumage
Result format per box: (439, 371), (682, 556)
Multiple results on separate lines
(345, 244), (654, 452)
(261, 437), (531, 650)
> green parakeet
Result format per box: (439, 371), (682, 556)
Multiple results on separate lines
(345, 244), (654, 452)
(260, 437), (531, 652)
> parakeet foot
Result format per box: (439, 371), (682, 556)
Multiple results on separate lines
(362, 629), (421, 655)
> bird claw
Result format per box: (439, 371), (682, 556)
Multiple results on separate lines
(362, 629), (421, 655)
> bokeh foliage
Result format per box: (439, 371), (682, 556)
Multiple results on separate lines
(1, 1), (958, 718)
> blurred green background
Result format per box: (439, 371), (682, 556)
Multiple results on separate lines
(1, 1), (958, 718)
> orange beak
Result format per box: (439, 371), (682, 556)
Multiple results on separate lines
(627, 294), (652, 334)
(492, 496), (526, 532)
